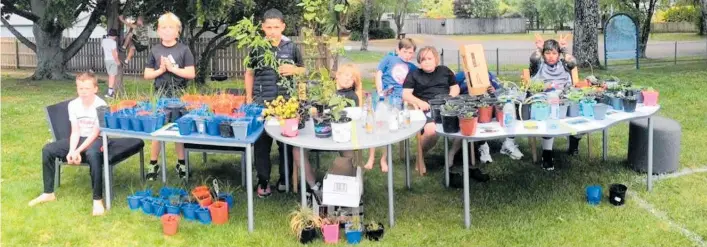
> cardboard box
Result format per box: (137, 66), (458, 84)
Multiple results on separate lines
(460, 44), (491, 95)
(322, 171), (362, 207)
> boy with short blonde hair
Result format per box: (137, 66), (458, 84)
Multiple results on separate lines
(29, 72), (109, 216)
(143, 12), (196, 180)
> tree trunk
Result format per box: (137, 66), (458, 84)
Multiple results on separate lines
(105, 0), (126, 92)
(638, 0), (657, 58)
(572, 0), (601, 68)
(701, 0), (707, 35)
(30, 25), (72, 80)
(361, 0), (372, 51)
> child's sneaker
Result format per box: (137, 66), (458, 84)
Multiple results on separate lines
(257, 180), (271, 198)
(175, 163), (187, 179)
(478, 143), (493, 164)
(276, 178), (288, 193)
(500, 139), (523, 160)
(146, 163), (160, 181)
(542, 150), (555, 171)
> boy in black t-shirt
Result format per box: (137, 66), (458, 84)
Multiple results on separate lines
(402, 46), (460, 175)
(245, 9), (305, 197)
(143, 12), (196, 180)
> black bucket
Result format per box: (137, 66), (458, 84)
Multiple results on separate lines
(609, 184), (627, 206)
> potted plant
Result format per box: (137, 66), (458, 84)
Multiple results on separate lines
(565, 90), (584, 117)
(141, 87), (166, 133)
(345, 216), (363, 244)
(208, 201), (229, 225)
(518, 94), (545, 121)
(459, 109), (478, 136)
(429, 98), (447, 124)
(580, 97), (596, 117)
(321, 215), (340, 244)
(289, 206), (322, 244)
(623, 94), (638, 113)
(531, 101), (551, 121)
(195, 206), (212, 224)
(152, 198), (167, 217)
(364, 220), (385, 241)
(608, 91), (624, 110)
(329, 95), (356, 143)
(263, 96), (300, 137)
(593, 103), (609, 120)
(440, 103), (460, 133)
(310, 107), (333, 138)
(140, 197), (153, 215)
(642, 87), (659, 106)
(166, 194), (182, 215)
(161, 214), (180, 236)
(476, 101), (493, 123)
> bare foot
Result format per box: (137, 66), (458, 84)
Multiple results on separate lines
(380, 158), (389, 173)
(417, 162), (427, 176)
(447, 153), (456, 168)
(93, 200), (105, 216)
(364, 159), (374, 170)
(28, 193), (56, 207)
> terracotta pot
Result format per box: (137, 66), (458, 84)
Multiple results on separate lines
(161, 214), (180, 236)
(477, 106), (493, 123)
(459, 117), (478, 136)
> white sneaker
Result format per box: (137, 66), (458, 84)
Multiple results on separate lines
(500, 139), (523, 160)
(479, 143), (493, 163)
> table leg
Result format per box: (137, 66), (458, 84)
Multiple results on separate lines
(160, 141), (167, 184)
(246, 144), (254, 232)
(387, 144), (395, 227)
(102, 132), (111, 210)
(405, 139), (410, 190)
(444, 136), (449, 188)
(530, 137), (537, 162)
(462, 139), (471, 229)
(470, 141), (476, 167)
(647, 117), (654, 192)
(284, 143), (289, 193)
(300, 147), (306, 207)
(602, 129), (609, 161)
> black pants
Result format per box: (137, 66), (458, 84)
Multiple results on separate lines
(42, 137), (104, 200)
(254, 134), (293, 184)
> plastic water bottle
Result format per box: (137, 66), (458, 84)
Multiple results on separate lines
(503, 100), (515, 129)
(389, 105), (400, 132)
(401, 103), (411, 128)
(375, 96), (389, 133)
(548, 92), (560, 119)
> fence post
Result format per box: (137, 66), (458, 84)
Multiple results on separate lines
(674, 41), (677, 65)
(496, 48), (500, 76)
(15, 38), (20, 69)
(440, 48), (445, 65)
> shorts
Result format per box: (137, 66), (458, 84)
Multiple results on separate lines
(421, 111), (435, 134)
(131, 38), (148, 52)
(104, 60), (119, 76)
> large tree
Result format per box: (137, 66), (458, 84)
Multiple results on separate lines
(537, 0), (574, 31)
(1, 0), (107, 80)
(361, 0), (372, 50)
(392, 0), (419, 38)
(573, 0), (601, 68)
(701, 0), (707, 35)
(454, 0), (500, 18)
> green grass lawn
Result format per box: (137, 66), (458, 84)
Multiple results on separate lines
(2, 64), (707, 246)
(449, 32), (706, 42)
(342, 51), (387, 63)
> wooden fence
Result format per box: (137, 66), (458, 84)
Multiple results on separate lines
(394, 18), (527, 35)
(0, 37), (330, 78)
(651, 22), (698, 33)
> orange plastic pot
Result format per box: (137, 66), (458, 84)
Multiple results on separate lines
(161, 214), (180, 236)
(118, 100), (137, 111)
(459, 117), (478, 136)
(208, 201), (229, 225)
(478, 106), (493, 123)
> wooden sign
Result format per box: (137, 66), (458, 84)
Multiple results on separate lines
(460, 44), (491, 95)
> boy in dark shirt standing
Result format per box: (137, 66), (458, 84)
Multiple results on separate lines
(143, 12), (196, 180)
(245, 9), (305, 197)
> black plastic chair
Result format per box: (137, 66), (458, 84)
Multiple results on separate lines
(45, 100), (145, 196)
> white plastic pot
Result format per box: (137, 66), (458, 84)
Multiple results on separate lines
(331, 120), (352, 143)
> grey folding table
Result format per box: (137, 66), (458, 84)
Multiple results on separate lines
(264, 111), (426, 227)
(435, 104), (661, 229)
(100, 124), (263, 232)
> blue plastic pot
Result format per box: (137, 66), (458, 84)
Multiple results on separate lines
(141, 115), (158, 133)
(177, 117), (194, 136)
(140, 197), (153, 214)
(206, 117), (222, 136)
(610, 97), (623, 110)
(586, 185), (602, 205)
(346, 230), (363, 244)
(166, 204), (181, 215)
(118, 115), (132, 131)
(127, 196), (142, 210)
(130, 117), (143, 132)
(531, 103), (550, 121)
(580, 101), (595, 117)
(135, 189), (152, 197)
(217, 193), (234, 210)
(152, 200), (166, 217)
(196, 207), (212, 224)
(181, 203), (199, 220)
(106, 113), (120, 129)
